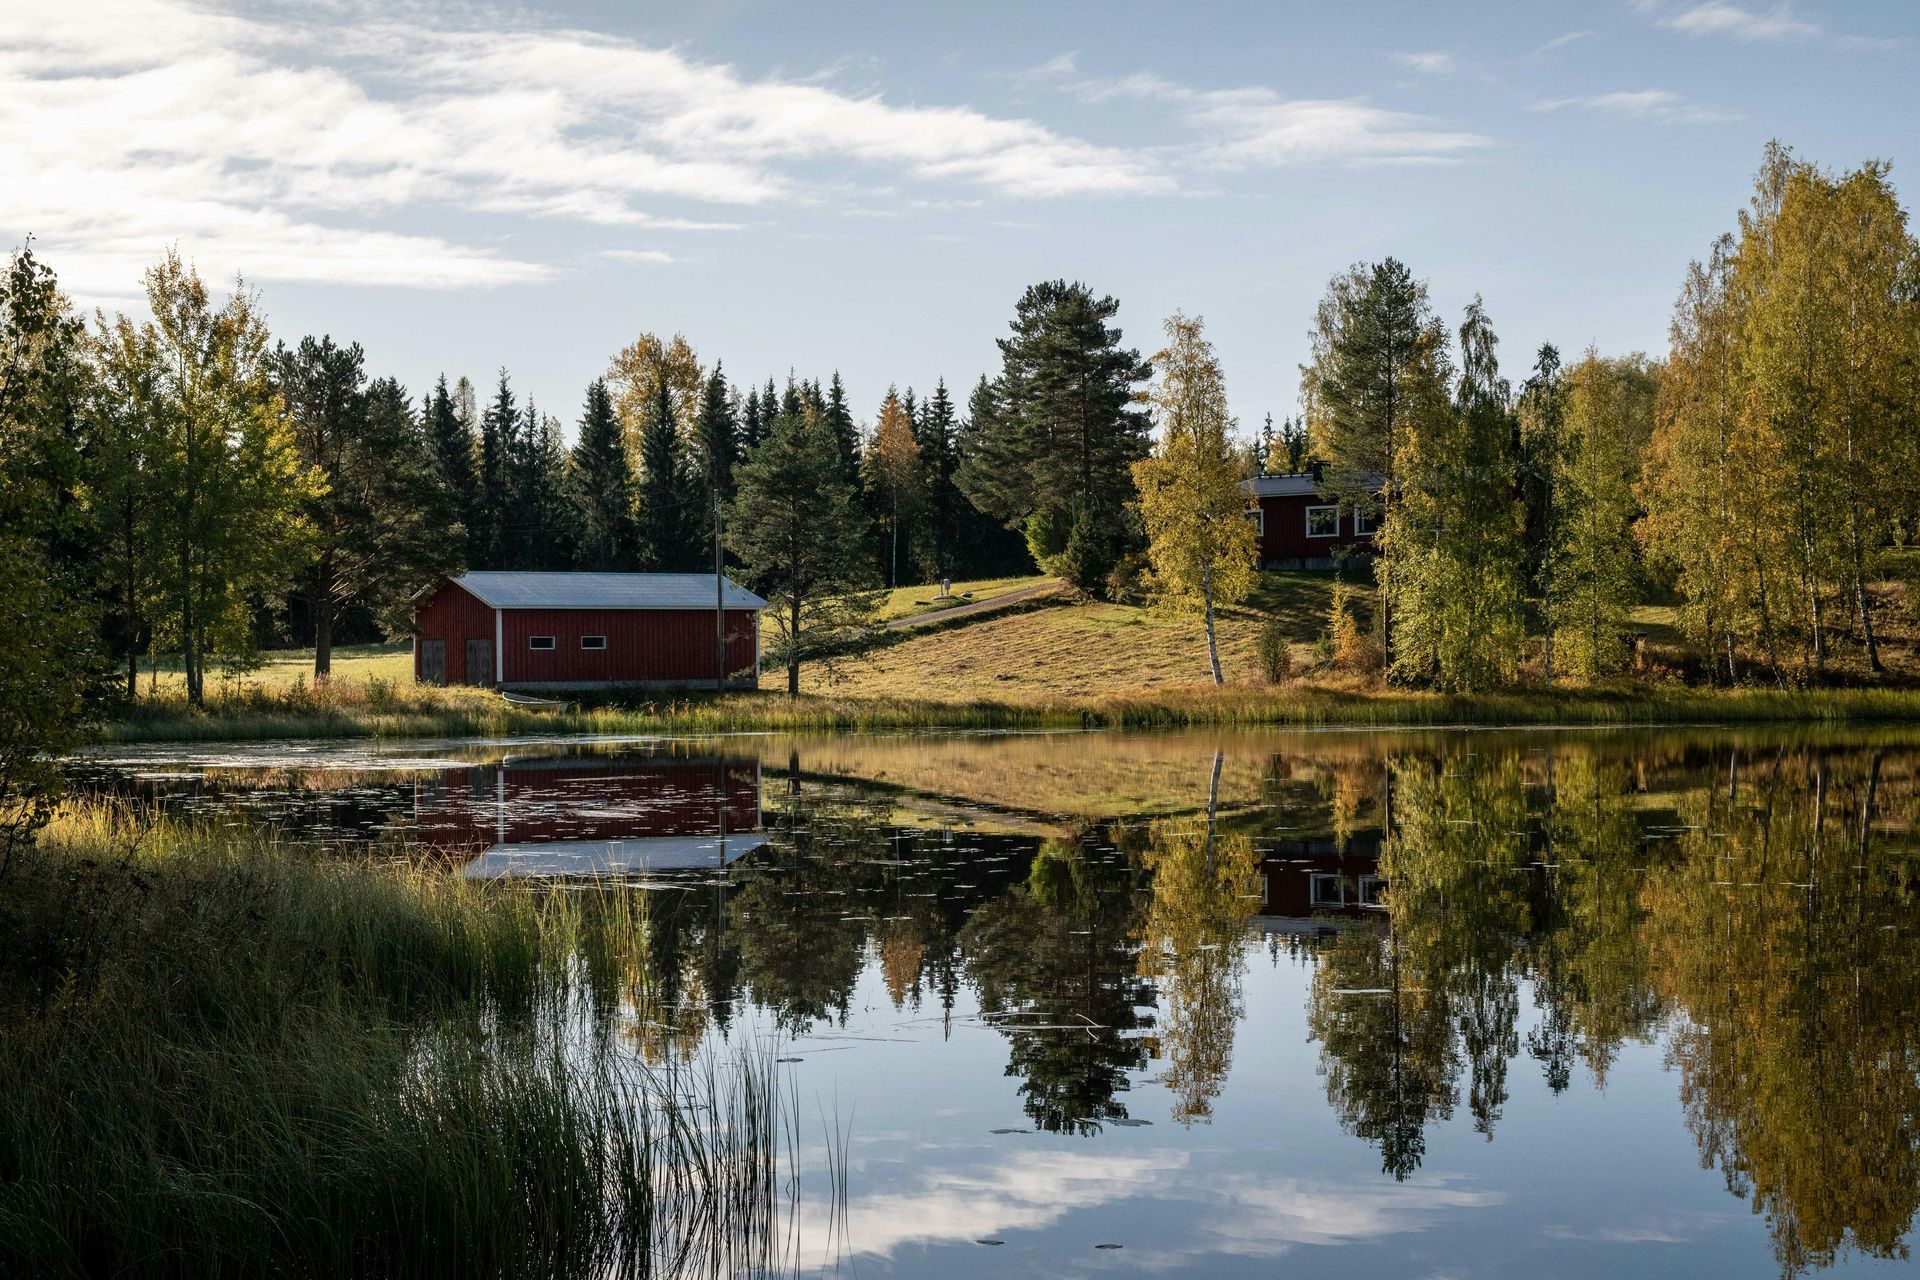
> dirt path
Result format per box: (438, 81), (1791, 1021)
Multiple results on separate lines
(878, 581), (1061, 631)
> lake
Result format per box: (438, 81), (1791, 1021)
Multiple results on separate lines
(75, 726), (1920, 1278)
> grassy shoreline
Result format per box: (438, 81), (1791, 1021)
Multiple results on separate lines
(94, 682), (1920, 744)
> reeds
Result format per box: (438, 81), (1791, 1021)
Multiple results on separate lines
(97, 680), (1920, 744)
(0, 803), (827, 1279)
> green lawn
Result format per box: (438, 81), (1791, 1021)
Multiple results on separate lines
(134, 642), (415, 695)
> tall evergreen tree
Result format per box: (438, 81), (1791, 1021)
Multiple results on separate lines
(475, 371), (516, 569)
(916, 378), (965, 580)
(1301, 258), (1451, 669)
(278, 336), (459, 675)
(958, 280), (1151, 595)
(741, 386), (765, 456)
(726, 404), (879, 696)
(421, 374), (479, 562)
(695, 362), (740, 502)
(567, 378), (638, 570)
(635, 375), (701, 570)
(509, 401), (572, 569)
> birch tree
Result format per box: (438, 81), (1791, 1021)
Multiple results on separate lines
(1131, 313), (1258, 685)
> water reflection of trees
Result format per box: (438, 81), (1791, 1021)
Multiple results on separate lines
(1298, 740), (1920, 1274)
(555, 737), (1920, 1273)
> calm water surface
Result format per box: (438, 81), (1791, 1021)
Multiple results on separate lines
(79, 727), (1920, 1278)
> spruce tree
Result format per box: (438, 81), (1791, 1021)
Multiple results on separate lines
(695, 362), (739, 502)
(916, 378), (965, 580)
(476, 371), (516, 569)
(741, 387), (764, 456)
(635, 376), (700, 570)
(422, 375), (479, 562)
(567, 378), (638, 570)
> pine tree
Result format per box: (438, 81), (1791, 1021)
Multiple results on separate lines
(741, 386), (765, 456)
(823, 372), (859, 484)
(959, 279), (1151, 595)
(635, 375), (701, 570)
(279, 337), (458, 675)
(1301, 258), (1450, 669)
(1516, 344), (1565, 683)
(567, 378), (638, 570)
(518, 404), (573, 569)
(421, 374), (479, 563)
(1131, 313), (1258, 684)
(725, 403), (879, 696)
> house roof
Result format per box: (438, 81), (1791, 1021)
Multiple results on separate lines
(1243, 471), (1385, 499)
(450, 572), (768, 611)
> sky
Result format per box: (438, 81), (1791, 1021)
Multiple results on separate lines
(5, 0), (1917, 437)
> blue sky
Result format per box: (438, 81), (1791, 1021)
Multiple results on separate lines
(5, 0), (1916, 437)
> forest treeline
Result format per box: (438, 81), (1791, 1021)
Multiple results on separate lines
(2, 140), (1918, 728)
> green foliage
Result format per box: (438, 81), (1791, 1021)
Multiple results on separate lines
(635, 375), (703, 571)
(1255, 617), (1293, 684)
(726, 404), (880, 695)
(1549, 351), (1651, 679)
(565, 378), (638, 570)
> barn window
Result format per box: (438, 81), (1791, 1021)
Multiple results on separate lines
(1305, 505), (1340, 538)
(580, 635), (607, 650)
(1245, 508), (1264, 537)
(1353, 506), (1379, 537)
(528, 636), (556, 651)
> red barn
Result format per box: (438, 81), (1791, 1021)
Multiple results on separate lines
(411, 571), (766, 691)
(1243, 471), (1382, 568)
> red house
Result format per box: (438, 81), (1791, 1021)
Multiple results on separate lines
(1243, 471), (1382, 568)
(412, 571), (766, 691)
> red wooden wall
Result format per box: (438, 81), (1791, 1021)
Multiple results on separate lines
(1256, 494), (1378, 563)
(413, 580), (759, 687)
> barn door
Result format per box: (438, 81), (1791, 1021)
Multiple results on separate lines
(465, 638), (493, 686)
(419, 639), (446, 686)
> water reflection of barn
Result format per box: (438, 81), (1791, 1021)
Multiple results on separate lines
(409, 755), (764, 876)
(1252, 830), (1386, 935)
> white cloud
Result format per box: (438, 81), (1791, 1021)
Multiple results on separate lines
(1390, 51), (1457, 75)
(601, 249), (675, 265)
(1658, 2), (1821, 41)
(1033, 62), (1490, 168)
(1532, 89), (1742, 125)
(1532, 30), (1596, 57)
(0, 0), (1166, 301)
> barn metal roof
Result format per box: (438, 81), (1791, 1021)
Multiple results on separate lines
(1243, 471), (1384, 498)
(452, 572), (768, 611)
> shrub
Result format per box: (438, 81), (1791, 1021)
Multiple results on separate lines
(1329, 582), (1383, 675)
(1255, 618), (1294, 684)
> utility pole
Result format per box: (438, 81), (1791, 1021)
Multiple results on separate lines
(713, 481), (726, 692)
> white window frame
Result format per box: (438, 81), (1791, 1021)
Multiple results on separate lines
(1358, 875), (1387, 909)
(579, 635), (607, 651)
(1305, 505), (1341, 539)
(1309, 873), (1345, 907)
(1352, 506), (1379, 537)
(528, 635), (556, 651)
(1246, 507), (1265, 537)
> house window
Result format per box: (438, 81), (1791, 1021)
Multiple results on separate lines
(1352, 506), (1379, 537)
(1305, 505), (1341, 538)
(580, 635), (607, 650)
(1246, 508), (1265, 537)
(528, 636), (555, 651)
(1309, 873), (1346, 908)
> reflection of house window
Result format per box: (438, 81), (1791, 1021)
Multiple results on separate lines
(1306, 505), (1340, 538)
(1358, 875), (1387, 909)
(1353, 506), (1379, 537)
(1309, 873), (1345, 907)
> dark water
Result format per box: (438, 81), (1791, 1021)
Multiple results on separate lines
(78, 727), (1920, 1278)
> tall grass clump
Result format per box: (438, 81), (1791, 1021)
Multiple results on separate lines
(0, 803), (823, 1279)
